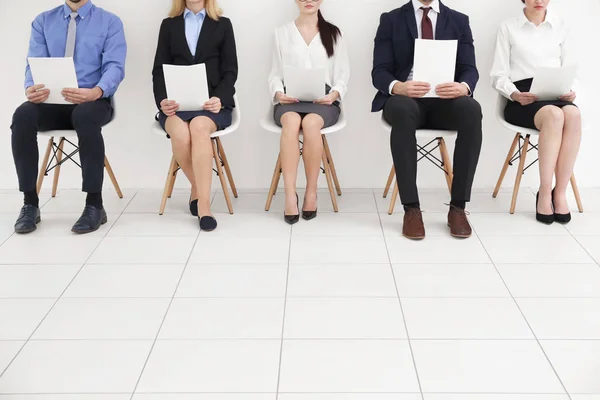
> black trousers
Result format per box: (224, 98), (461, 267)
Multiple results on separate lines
(11, 99), (113, 193)
(383, 95), (482, 205)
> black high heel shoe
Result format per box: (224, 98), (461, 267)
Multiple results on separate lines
(284, 193), (300, 225)
(552, 189), (572, 224)
(536, 191), (555, 225)
(302, 194), (318, 221)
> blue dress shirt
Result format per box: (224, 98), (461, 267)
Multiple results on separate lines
(24, 1), (127, 98)
(184, 8), (206, 57)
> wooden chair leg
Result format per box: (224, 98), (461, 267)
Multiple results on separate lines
(388, 181), (399, 215)
(216, 137), (238, 198)
(37, 137), (53, 195)
(167, 163), (178, 198)
(159, 156), (178, 215)
(322, 150), (339, 212)
(493, 133), (520, 198)
(438, 138), (454, 195)
(322, 136), (342, 196)
(510, 134), (530, 214)
(383, 166), (395, 198)
(265, 154), (282, 211)
(51, 138), (65, 197)
(571, 174), (584, 213)
(212, 139), (233, 214)
(104, 156), (123, 199)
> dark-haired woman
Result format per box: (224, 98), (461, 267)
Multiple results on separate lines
(268, 0), (350, 224)
(491, 0), (581, 225)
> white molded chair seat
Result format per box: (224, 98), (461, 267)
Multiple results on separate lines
(153, 95), (240, 215)
(36, 96), (122, 198)
(380, 114), (457, 214)
(493, 94), (585, 213)
(262, 103), (345, 212)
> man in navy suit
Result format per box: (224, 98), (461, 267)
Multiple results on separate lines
(372, 0), (482, 240)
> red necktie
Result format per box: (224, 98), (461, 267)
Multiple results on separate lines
(421, 7), (434, 40)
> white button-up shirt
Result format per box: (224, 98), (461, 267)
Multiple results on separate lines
(490, 10), (577, 100)
(268, 21), (350, 104)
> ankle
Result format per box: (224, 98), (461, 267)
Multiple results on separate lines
(24, 191), (39, 207)
(86, 192), (103, 209)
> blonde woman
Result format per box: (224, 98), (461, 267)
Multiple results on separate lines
(152, 0), (238, 231)
(268, 0), (350, 224)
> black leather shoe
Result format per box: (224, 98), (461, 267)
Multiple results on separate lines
(14, 204), (41, 234)
(199, 215), (218, 231)
(536, 192), (555, 225)
(71, 205), (107, 234)
(302, 194), (318, 221)
(552, 189), (572, 224)
(285, 193), (300, 225)
(189, 197), (198, 217)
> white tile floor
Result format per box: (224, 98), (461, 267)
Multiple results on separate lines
(0, 187), (599, 399)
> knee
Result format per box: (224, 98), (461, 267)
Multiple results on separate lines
(540, 106), (565, 129)
(454, 97), (482, 121)
(12, 102), (38, 128)
(189, 117), (214, 141)
(384, 96), (419, 124)
(71, 103), (96, 129)
(562, 106), (581, 125)
(281, 112), (302, 131)
(301, 114), (324, 133)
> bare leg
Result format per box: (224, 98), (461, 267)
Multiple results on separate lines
(534, 106), (565, 215)
(280, 112), (302, 215)
(301, 113), (325, 211)
(554, 105), (582, 214)
(165, 116), (197, 199)
(189, 116), (217, 217)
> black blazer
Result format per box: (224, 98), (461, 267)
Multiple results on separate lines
(371, 1), (479, 112)
(152, 15), (238, 110)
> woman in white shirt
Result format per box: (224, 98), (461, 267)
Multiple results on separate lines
(491, 0), (581, 225)
(268, 0), (350, 224)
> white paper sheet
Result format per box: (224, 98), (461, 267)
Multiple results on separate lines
(412, 39), (458, 98)
(530, 65), (577, 101)
(163, 64), (209, 112)
(283, 66), (326, 102)
(27, 57), (78, 105)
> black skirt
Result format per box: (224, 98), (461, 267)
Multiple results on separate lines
(504, 78), (575, 129)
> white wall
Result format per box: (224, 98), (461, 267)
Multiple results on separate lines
(0, 0), (598, 191)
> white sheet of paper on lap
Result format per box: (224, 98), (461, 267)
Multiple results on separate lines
(283, 66), (326, 101)
(28, 57), (78, 105)
(530, 65), (577, 101)
(163, 64), (209, 112)
(412, 39), (458, 98)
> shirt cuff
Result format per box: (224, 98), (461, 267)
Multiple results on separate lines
(461, 82), (472, 96)
(96, 82), (111, 98)
(389, 80), (399, 95)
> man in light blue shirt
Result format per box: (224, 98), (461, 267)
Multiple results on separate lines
(11, 0), (127, 235)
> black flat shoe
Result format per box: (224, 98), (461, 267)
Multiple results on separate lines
(14, 204), (41, 234)
(72, 205), (107, 234)
(302, 194), (318, 221)
(552, 189), (571, 224)
(536, 192), (554, 225)
(189, 197), (198, 217)
(285, 193), (300, 225)
(199, 215), (217, 231)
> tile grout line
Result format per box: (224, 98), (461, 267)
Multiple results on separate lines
(274, 222), (293, 399)
(372, 189), (426, 400)
(128, 224), (202, 400)
(473, 229), (574, 400)
(561, 218), (600, 268)
(0, 194), (54, 249)
(0, 189), (139, 380)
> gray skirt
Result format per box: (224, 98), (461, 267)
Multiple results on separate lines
(274, 102), (341, 128)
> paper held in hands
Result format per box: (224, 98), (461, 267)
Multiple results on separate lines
(412, 39), (458, 98)
(530, 65), (578, 101)
(28, 57), (78, 105)
(163, 64), (210, 112)
(283, 66), (326, 102)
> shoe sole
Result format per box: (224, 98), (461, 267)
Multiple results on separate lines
(447, 224), (472, 238)
(71, 216), (107, 234)
(402, 233), (425, 240)
(15, 216), (41, 234)
(302, 214), (317, 221)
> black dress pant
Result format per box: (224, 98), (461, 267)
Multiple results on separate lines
(383, 95), (482, 205)
(11, 99), (113, 193)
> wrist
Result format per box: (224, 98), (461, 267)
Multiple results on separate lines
(94, 86), (104, 100)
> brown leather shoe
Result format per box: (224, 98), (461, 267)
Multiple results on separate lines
(403, 208), (425, 240)
(447, 206), (472, 238)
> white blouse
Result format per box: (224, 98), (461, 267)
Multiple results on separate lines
(268, 21), (350, 105)
(490, 10), (577, 100)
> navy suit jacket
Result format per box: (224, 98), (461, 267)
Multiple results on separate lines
(371, 1), (479, 112)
